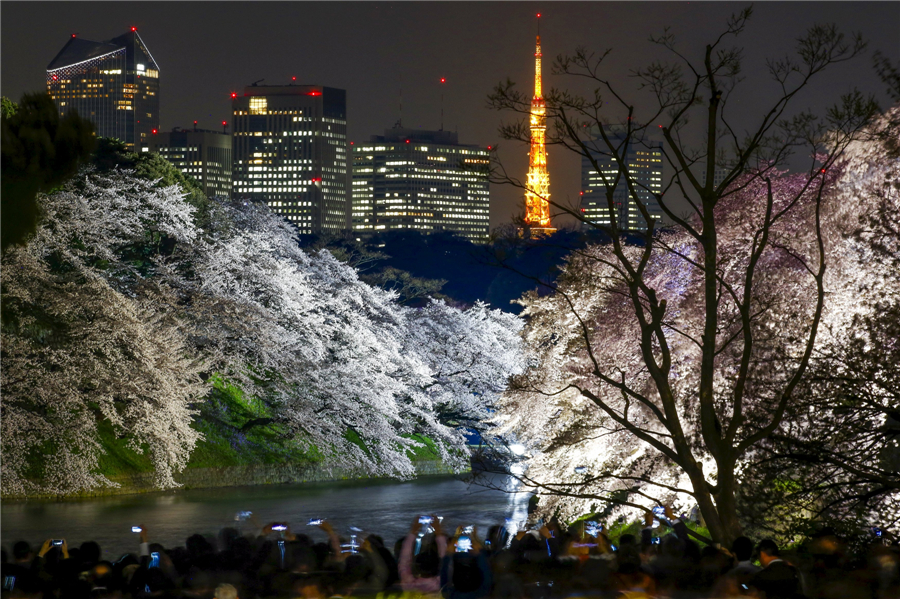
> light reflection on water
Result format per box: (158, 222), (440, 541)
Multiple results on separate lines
(2, 474), (530, 560)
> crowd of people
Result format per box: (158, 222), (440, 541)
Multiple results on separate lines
(3, 507), (898, 599)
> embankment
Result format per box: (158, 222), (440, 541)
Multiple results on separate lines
(5, 457), (463, 501)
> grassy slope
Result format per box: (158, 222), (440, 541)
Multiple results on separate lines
(93, 376), (442, 480)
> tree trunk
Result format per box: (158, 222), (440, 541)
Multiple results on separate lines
(713, 462), (744, 546)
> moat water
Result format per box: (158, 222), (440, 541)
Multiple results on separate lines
(1, 474), (531, 559)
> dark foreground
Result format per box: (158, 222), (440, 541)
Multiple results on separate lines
(2, 511), (898, 599)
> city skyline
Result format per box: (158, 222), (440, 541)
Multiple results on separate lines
(4, 2), (898, 230)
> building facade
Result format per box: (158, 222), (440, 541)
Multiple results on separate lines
(580, 130), (664, 231)
(47, 29), (159, 151)
(148, 128), (232, 200)
(351, 127), (491, 242)
(231, 85), (348, 234)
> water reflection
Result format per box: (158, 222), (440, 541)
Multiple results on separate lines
(2, 474), (530, 560)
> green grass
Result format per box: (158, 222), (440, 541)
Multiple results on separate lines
(88, 375), (321, 480)
(95, 419), (155, 476)
(185, 374), (322, 468)
(404, 434), (441, 460)
(26, 374), (449, 490)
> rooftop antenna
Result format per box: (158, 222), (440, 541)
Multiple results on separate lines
(251, 78), (264, 87)
(439, 77), (446, 131)
(399, 75), (403, 128)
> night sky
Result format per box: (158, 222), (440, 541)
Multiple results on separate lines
(3, 2), (898, 230)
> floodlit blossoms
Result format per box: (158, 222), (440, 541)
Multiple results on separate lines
(1, 169), (524, 495)
(496, 111), (900, 536)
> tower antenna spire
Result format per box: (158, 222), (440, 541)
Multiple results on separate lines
(521, 13), (555, 238)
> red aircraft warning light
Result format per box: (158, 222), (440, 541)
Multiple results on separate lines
(152, 128), (158, 134)
(307, 90), (322, 96)
(131, 27), (137, 32)
(72, 34), (77, 38)
(440, 77), (446, 83)
(231, 93), (237, 99)
(292, 76), (297, 81)
(537, 13), (541, 18)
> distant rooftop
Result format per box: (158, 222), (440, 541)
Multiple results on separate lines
(167, 127), (230, 135)
(47, 30), (158, 71)
(47, 38), (122, 70)
(370, 126), (464, 146)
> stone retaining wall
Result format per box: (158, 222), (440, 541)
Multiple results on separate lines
(6, 459), (464, 501)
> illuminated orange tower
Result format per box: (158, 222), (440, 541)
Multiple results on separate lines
(523, 16), (555, 236)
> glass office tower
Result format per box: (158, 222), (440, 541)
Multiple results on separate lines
(47, 29), (159, 151)
(232, 85), (349, 234)
(352, 127), (491, 242)
(580, 128), (664, 231)
(148, 127), (233, 200)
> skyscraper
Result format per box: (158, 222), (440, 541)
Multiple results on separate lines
(580, 129), (664, 231)
(352, 127), (491, 242)
(47, 29), (159, 151)
(231, 84), (349, 234)
(148, 127), (232, 200)
(522, 28), (555, 237)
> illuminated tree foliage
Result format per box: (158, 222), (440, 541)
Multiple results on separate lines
(488, 7), (890, 543)
(1, 169), (524, 494)
(741, 112), (900, 539)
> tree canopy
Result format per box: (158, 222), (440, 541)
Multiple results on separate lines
(1, 93), (95, 252)
(1, 166), (525, 495)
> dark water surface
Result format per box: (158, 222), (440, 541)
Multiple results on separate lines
(1, 475), (530, 560)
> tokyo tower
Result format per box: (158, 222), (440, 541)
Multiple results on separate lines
(522, 16), (556, 237)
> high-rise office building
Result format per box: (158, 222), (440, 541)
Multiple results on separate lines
(231, 84), (348, 234)
(580, 130), (664, 231)
(351, 127), (491, 242)
(702, 166), (731, 190)
(47, 29), (159, 151)
(148, 127), (232, 200)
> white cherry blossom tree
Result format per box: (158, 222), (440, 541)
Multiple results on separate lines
(2, 169), (525, 494)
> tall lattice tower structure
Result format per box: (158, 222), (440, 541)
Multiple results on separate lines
(522, 19), (556, 237)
